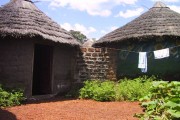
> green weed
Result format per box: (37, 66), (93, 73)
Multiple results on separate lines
(79, 76), (154, 102)
(115, 76), (152, 101)
(79, 80), (115, 101)
(0, 84), (24, 108)
(135, 81), (180, 120)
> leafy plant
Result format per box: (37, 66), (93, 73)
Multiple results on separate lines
(115, 76), (152, 101)
(92, 81), (115, 101)
(79, 80), (100, 99)
(0, 84), (24, 108)
(79, 80), (115, 101)
(135, 81), (180, 120)
(79, 76), (153, 102)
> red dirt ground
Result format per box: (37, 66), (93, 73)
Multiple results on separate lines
(0, 99), (143, 120)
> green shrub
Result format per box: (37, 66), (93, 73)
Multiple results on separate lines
(115, 76), (153, 101)
(79, 76), (154, 102)
(79, 80), (115, 101)
(79, 80), (100, 99)
(135, 81), (180, 120)
(92, 81), (115, 101)
(0, 84), (24, 108)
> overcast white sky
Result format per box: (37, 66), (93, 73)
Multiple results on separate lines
(0, 0), (180, 39)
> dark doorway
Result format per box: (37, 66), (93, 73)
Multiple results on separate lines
(32, 44), (53, 95)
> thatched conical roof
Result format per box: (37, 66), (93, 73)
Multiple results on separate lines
(94, 1), (180, 46)
(83, 39), (94, 47)
(0, 0), (80, 46)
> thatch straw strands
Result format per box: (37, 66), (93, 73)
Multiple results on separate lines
(0, 0), (80, 46)
(95, 2), (180, 45)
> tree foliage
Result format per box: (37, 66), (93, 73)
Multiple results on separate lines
(70, 30), (87, 43)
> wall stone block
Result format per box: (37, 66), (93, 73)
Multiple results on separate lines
(85, 53), (91, 56)
(88, 48), (95, 52)
(81, 48), (87, 52)
(92, 53), (98, 57)
(95, 48), (101, 52)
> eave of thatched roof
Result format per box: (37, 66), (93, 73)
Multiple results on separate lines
(94, 1), (180, 46)
(0, 0), (80, 46)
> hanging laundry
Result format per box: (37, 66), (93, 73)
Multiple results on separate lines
(138, 52), (147, 73)
(154, 48), (170, 59)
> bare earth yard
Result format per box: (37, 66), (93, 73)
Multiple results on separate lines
(0, 99), (143, 120)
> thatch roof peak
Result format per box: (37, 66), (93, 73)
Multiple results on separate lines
(153, 1), (167, 8)
(10, 0), (32, 2)
(94, 1), (180, 46)
(7, 0), (37, 10)
(0, 0), (80, 46)
(83, 39), (94, 47)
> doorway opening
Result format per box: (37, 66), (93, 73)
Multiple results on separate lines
(32, 44), (53, 95)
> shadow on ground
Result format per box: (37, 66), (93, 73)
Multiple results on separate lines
(0, 108), (17, 120)
(24, 96), (78, 105)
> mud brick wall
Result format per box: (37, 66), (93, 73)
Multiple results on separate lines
(76, 47), (117, 82)
(106, 49), (118, 81)
(0, 38), (34, 97)
(53, 45), (76, 94)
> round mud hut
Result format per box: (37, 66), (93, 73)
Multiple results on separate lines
(94, 2), (180, 80)
(0, 0), (80, 98)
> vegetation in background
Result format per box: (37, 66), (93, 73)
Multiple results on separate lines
(135, 81), (180, 120)
(70, 30), (87, 43)
(0, 84), (24, 108)
(79, 76), (154, 102)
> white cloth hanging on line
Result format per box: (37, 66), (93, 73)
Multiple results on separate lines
(154, 48), (170, 59)
(138, 52), (147, 73)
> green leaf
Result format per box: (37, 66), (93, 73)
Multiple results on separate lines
(152, 81), (167, 88)
(167, 110), (180, 118)
(164, 101), (180, 108)
(139, 95), (150, 101)
(142, 100), (157, 106)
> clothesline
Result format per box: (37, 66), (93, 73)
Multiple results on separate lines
(95, 44), (179, 73)
(95, 44), (180, 54)
(139, 48), (169, 73)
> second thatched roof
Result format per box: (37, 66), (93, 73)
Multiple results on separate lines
(94, 2), (180, 46)
(0, 0), (80, 46)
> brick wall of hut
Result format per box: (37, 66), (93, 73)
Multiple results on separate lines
(75, 46), (118, 82)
